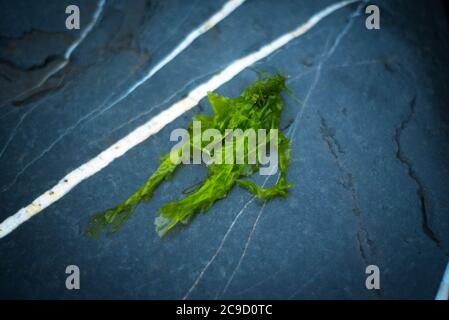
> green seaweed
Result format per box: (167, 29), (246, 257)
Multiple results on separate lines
(87, 74), (294, 238)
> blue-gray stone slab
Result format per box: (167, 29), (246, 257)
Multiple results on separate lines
(0, 0), (448, 299)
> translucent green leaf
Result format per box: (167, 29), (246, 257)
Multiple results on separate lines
(87, 74), (294, 238)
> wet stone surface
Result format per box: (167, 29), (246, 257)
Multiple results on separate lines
(0, 0), (448, 299)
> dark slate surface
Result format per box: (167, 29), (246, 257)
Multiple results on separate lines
(0, 0), (448, 299)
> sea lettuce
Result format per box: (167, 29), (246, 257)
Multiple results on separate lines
(87, 75), (294, 237)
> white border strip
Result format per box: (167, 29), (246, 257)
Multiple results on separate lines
(0, 0), (359, 238)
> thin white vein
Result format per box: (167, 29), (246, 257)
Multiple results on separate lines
(288, 58), (393, 84)
(218, 201), (267, 298)
(289, 1), (363, 140)
(287, 268), (325, 299)
(216, 168), (284, 300)
(233, 267), (284, 296)
(290, 31), (335, 140)
(103, 65), (225, 138)
(289, 62), (323, 140)
(1, 100), (107, 193)
(182, 196), (257, 300)
(257, 27), (329, 66)
(85, 0), (247, 122)
(64, 0), (107, 59)
(185, 170), (274, 300)
(0, 108), (17, 120)
(139, 0), (200, 58)
(0, 75), (68, 161)
(0, 0), (106, 108)
(0, 102), (42, 160)
(0, 0), (358, 239)
(326, 3), (362, 57)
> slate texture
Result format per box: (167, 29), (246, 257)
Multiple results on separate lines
(0, 0), (448, 299)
